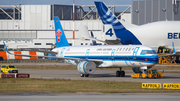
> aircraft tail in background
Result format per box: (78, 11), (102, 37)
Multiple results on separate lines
(54, 17), (70, 48)
(94, 1), (142, 45)
(172, 42), (176, 54)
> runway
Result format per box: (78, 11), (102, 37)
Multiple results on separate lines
(1, 62), (180, 83)
(1, 63), (180, 100)
(18, 68), (180, 83)
(0, 93), (180, 101)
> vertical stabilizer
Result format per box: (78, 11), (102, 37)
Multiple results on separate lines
(95, 1), (126, 31)
(95, 1), (141, 45)
(172, 42), (176, 54)
(78, 25), (90, 40)
(54, 17), (70, 47)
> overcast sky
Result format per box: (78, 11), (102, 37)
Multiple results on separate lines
(0, 0), (135, 5)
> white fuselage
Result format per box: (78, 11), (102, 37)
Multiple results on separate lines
(128, 21), (180, 51)
(52, 45), (158, 68)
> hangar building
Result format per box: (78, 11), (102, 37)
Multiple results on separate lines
(132, 0), (180, 25)
(0, 3), (131, 49)
(0, 0), (179, 50)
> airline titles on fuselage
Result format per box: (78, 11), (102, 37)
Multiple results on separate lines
(168, 33), (180, 39)
(96, 48), (112, 51)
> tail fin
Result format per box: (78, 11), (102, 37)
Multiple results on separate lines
(54, 17), (70, 47)
(172, 42), (176, 54)
(95, 1), (126, 31)
(90, 31), (94, 38)
(94, 1), (141, 45)
(90, 31), (98, 45)
(3, 42), (9, 53)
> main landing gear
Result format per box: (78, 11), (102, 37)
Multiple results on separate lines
(80, 73), (89, 77)
(116, 67), (125, 77)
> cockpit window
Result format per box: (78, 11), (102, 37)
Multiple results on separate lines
(141, 50), (156, 55)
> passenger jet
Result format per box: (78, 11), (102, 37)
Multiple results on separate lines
(4, 17), (160, 77)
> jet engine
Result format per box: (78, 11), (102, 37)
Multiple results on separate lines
(77, 61), (96, 74)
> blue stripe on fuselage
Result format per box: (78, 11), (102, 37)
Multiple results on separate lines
(64, 55), (158, 63)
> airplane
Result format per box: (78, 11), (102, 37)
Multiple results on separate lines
(4, 17), (160, 78)
(95, 1), (180, 51)
(78, 24), (121, 45)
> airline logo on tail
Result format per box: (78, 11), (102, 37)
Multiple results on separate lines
(54, 17), (70, 47)
(56, 29), (62, 42)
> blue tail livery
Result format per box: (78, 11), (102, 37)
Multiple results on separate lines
(90, 31), (98, 45)
(172, 42), (176, 54)
(94, 1), (142, 45)
(54, 17), (70, 47)
(3, 41), (9, 53)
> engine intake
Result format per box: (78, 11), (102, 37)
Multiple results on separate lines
(77, 61), (96, 74)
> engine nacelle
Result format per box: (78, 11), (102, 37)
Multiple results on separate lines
(132, 66), (152, 73)
(77, 61), (96, 74)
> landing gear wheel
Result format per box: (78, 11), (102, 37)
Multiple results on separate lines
(85, 74), (89, 77)
(116, 71), (121, 77)
(80, 73), (84, 77)
(116, 67), (126, 77)
(120, 71), (125, 77)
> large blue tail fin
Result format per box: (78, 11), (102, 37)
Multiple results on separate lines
(54, 17), (70, 47)
(95, 1), (141, 45)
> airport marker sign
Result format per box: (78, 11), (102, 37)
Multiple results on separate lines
(163, 83), (180, 89)
(142, 83), (161, 89)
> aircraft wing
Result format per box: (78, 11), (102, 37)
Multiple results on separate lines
(33, 50), (58, 55)
(96, 39), (122, 45)
(83, 35), (122, 45)
(3, 42), (104, 64)
(4, 48), (60, 59)
(5, 48), (104, 64)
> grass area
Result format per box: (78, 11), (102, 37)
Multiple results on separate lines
(0, 78), (180, 93)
